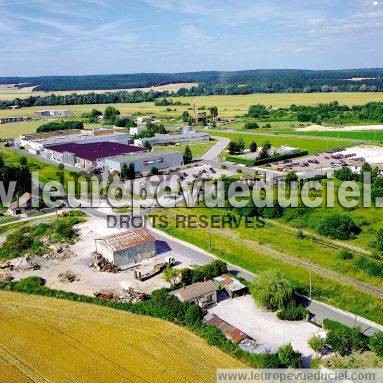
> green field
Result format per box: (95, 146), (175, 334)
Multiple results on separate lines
(0, 291), (242, 383)
(279, 129), (383, 142)
(209, 131), (360, 154)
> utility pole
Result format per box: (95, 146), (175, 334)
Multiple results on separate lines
(309, 270), (312, 299)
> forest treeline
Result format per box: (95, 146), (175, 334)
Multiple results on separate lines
(1, 68), (383, 92)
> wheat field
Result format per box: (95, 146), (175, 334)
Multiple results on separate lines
(0, 291), (243, 383)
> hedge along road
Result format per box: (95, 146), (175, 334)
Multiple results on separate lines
(83, 206), (383, 335)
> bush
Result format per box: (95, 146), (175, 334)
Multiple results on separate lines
(323, 319), (368, 355)
(308, 335), (326, 353)
(338, 249), (354, 260)
(334, 167), (356, 181)
(244, 121), (259, 130)
(369, 332), (383, 357)
(36, 120), (83, 133)
(277, 343), (302, 368)
(277, 305), (308, 321)
(251, 271), (294, 311)
(185, 305), (202, 327)
(14, 276), (46, 292)
(180, 260), (228, 285)
(318, 213), (360, 240)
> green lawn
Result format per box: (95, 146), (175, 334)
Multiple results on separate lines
(209, 131), (360, 154)
(0, 147), (78, 185)
(278, 129), (383, 142)
(155, 141), (216, 158)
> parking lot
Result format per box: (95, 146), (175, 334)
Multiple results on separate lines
(263, 145), (369, 176)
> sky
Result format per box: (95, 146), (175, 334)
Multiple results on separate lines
(0, 0), (382, 76)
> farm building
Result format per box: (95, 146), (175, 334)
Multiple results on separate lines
(170, 280), (218, 308)
(213, 274), (247, 298)
(95, 229), (157, 266)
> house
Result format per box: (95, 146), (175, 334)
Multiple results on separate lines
(9, 105), (21, 110)
(95, 229), (157, 266)
(192, 111), (206, 124)
(7, 192), (32, 216)
(213, 274), (247, 298)
(170, 280), (218, 308)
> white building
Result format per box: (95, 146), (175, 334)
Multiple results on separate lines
(105, 150), (183, 174)
(34, 110), (72, 118)
(134, 132), (210, 147)
(95, 229), (157, 266)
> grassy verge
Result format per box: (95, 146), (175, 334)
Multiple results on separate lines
(152, 208), (383, 324)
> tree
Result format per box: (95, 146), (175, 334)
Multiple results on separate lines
(143, 141), (152, 151)
(120, 163), (129, 181)
(162, 267), (181, 286)
(19, 156), (28, 167)
(247, 104), (269, 118)
(150, 166), (159, 175)
(318, 213), (360, 240)
(251, 271), (294, 311)
(334, 167), (355, 181)
(249, 141), (257, 153)
(372, 177), (383, 202)
(257, 141), (271, 160)
(104, 106), (120, 122)
(285, 171), (298, 183)
(182, 111), (190, 123)
(244, 121), (259, 130)
(183, 145), (193, 164)
(277, 343), (302, 368)
(209, 106), (218, 121)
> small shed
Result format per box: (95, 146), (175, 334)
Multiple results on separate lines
(7, 192), (32, 216)
(95, 229), (156, 267)
(213, 274), (247, 298)
(170, 280), (217, 308)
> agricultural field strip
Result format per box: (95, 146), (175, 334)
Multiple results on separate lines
(0, 291), (241, 382)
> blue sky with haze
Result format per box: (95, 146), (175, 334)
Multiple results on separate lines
(0, 0), (382, 76)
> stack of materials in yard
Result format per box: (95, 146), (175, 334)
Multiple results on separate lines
(89, 252), (120, 273)
(58, 270), (80, 283)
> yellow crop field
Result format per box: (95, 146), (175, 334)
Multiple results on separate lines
(0, 291), (243, 383)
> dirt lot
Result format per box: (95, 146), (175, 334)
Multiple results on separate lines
(208, 295), (324, 356)
(9, 216), (193, 296)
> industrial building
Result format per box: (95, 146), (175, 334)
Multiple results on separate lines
(95, 229), (157, 266)
(34, 110), (72, 118)
(43, 141), (146, 171)
(0, 116), (31, 124)
(134, 132), (210, 147)
(105, 150), (183, 174)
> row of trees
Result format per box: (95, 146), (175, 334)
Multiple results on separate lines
(36, 120), (83, 133)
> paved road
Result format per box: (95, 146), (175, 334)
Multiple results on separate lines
(202, 137), (229, 160)
(85, 206), (383, 336)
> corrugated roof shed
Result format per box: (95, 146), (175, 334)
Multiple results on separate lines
(213, 274), (246, 292)
(171, 280), (217, 301)
(95, 229), (155, 254)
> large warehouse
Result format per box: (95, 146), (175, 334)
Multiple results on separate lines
(95, 229), (157, 266)
(105, 150), (183, 173)
(44, 141), (146, 171)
